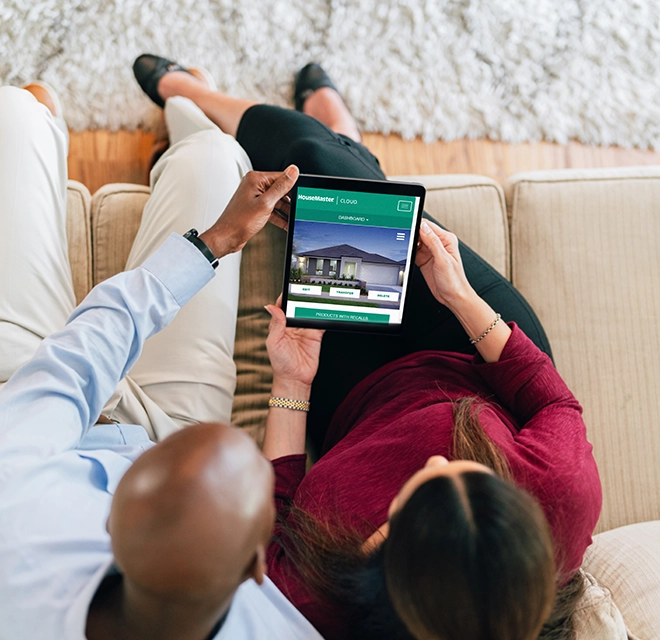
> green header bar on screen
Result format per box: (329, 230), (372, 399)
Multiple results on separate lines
(296, 188), (416, 229)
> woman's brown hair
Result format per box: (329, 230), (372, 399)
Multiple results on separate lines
(274, 397), (585, 640)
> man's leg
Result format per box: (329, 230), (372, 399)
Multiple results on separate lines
(0, 86), (74, 385)
(103, 97), (252, 438)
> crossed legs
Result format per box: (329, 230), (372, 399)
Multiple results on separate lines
(157, 70), (361, 143)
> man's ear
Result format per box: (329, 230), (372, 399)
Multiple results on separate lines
(244, 545), (267, 585)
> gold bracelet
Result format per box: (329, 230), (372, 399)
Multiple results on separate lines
(470, 313), (502, 345)
(268, 396), (311, 412)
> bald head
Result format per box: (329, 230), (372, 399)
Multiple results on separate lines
(108, 422), (275, 605)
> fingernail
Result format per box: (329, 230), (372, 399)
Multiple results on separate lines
(421, 220), (431, 233)
(264, 305), (273, 315)
(285, 165), (298, 179)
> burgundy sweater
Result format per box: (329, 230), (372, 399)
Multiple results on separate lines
(268, 324), (602, 639)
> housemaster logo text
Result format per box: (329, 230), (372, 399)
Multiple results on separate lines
(298, 194), (335, 203)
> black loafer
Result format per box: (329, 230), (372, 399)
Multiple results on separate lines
(294, 63), (339, 111)
(133, 53), (193, 108)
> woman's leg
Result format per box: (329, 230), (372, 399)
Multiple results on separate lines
(303, 87), (362, 142)
(154, 76), (552, 448)
(157, 71), (256, 137)
(236, 103), (407, 452)
(236, 104), (384, 180)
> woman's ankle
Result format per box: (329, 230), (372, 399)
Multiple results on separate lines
(303, 87), (361, 142)
(158, 71), (208, 102)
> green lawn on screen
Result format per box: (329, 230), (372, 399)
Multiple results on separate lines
(287, 295), (379, 308)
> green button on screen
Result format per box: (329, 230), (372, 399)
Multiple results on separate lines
(294, 307), (390, 324)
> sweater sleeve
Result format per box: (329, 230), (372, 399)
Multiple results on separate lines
(266, 454), (317, 623)
(271, 454), (308, 518)
(472, 323), (581, 423)
(474, 323), (602, 576)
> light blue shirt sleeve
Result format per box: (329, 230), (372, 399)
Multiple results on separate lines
(0, 233), (214, 482)
(0, 233), (324, 640)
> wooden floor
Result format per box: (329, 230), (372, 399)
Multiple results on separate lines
(68, 129), (660, 195)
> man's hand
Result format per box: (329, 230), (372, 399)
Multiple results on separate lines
(200, 165), (298, 258)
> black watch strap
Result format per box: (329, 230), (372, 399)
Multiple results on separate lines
(183, 228), (219, 269)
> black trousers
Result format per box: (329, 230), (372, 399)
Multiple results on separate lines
(237, 105), (552, 454)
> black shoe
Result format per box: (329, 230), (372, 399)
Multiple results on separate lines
(293, 63), (339, 111)
(133, 54), (193, 108)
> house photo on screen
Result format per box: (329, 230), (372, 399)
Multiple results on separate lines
(289, 221), (409, 310)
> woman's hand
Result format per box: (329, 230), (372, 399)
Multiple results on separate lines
(265, 296), (325, 387)
(416, 219), (512, 362)
(415, 220), (474, 309)
(199, 165), (298, 258)
(263, 297), (321, 460)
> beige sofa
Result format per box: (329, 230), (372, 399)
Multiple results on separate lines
(65, 167), (660, 639)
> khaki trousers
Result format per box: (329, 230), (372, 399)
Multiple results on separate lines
(0, 88), (252, 439)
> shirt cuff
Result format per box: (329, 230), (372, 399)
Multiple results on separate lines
(141, 233), (215, 307)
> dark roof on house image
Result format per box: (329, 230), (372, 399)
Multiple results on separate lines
(298, 244), (400, 265)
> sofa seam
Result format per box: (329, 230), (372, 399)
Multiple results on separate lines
(506, 175), (660, 187)
(510, 183), (521, 288)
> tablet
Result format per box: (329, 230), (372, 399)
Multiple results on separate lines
(282, 174), (426, 333)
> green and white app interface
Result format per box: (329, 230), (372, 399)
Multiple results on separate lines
(287, 186), (421, 325)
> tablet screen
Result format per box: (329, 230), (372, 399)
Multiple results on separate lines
(282, 175), (425, 333)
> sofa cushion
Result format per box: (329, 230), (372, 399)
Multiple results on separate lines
(582, 521), (660, 640)
(505, 167), (660, 533)
(231, 223), (287, 442)
(65, 180), (92, 305)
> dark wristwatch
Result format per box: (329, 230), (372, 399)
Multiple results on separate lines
(183, 228), (219, 269)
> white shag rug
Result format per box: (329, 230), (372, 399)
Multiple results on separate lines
(3, 0), (660, 147)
